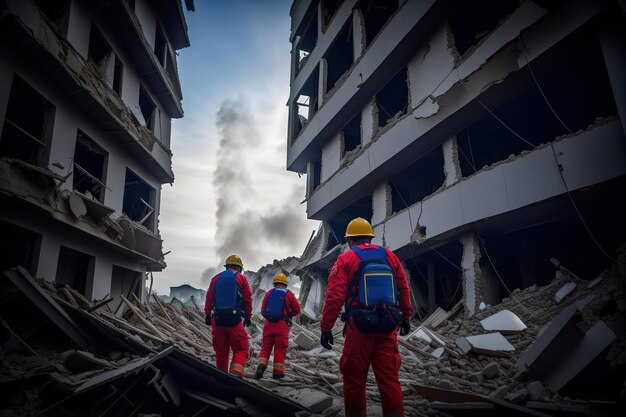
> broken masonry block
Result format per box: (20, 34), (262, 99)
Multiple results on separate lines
(481, 362), (500, 379)
(455, 337), (472, 355)
(294, 331), (316, 350)
(527, 381), (545, 401)
(465, 333), (515, 357)
(505, 388), (529, 404)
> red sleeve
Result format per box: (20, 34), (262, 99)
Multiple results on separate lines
(320, 254), (350, 332)
(386, 248), (412, 319)
(204, 275), (218, 315)
(286, 290), (301, 317)
(238, 274), (253, 317)
(261, 290), (271, 314)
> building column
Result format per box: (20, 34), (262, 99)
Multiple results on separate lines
(442, 136), (462, 186)
(318, 58), (327, 106)
(460, 232), (482, 317)
(371, 182), (391, 226)
(361, 99), (377, 145)
(352, 9), (365, 59)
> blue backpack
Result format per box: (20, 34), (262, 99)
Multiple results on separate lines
(213, 270), (243, 327)
(263, 288), (289, 323)
(346, 246), (402, 333)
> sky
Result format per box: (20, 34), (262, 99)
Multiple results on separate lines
(153, 0), (319, 295)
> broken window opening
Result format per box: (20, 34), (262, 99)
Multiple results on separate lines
(88, 23), (114, 81)
(321, 0), (341, 30)
(404, 241), (463, 315)
(457, 41), (617, 177)
(139, 87), (157, 132)
(56, 246), (95, 297)
(33, 0), (70, 34)
(479, 175), (626, 304)
(308, 156), (322, 195)
(341, 113), (361, 158)
(389, 146), (445, 213)
(73, 130), (108, 203)
(0, 76), (54, 166)
(449, 0), (518, 56)
(123, 169), (156, 230)
(111, 265), (142, 313)
(113, 56), (123, 95)
(326, 194), (373, 251)
(0, 221), (41, 276)
(154, 25), (167, 67)
(324, 20), (354, 93)
(359, 0), (399, 46)
(293, 66), (320, 139)
(295, 9), (318, 72)
(375, 66), (407, 128)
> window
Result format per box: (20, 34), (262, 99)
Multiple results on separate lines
(342, 114), (361, 158)
(321, 0), (341, 30)
(111, 265), (142, 312)
(154, 25), (167, 67)
(309, 157), (322, 193)
(376, 67), (408, 128)
(56, 246), (95, 297)
(113, 56), (123, 95)
(123, 169), (156, 230)
(295, 9), (318, 73)
(73, 131), (108, 203)
(33, 0), (70, 34)
(139, 87), (157, 132)
(324, 21), (353, 93)
(0, 221), (41, 276)
(0, 77), (54, 166)
(293, 66), (320, 139)
(88, 24), (113, 78)
(359, 0), (398, 46)
(326, 195), (373, 250)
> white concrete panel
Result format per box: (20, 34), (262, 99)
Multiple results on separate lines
(555, 121), (626, 190)
(383, 210), (413, 251)
(361, 100), (376, 145)
(321, 133), (342, 182)
(67, 0), (91, 59)
(442, 137), (460, 186)
(352, 9), (364, 59)
(408, 25), (454, 109)
(503, 146), (565, 211)
(419, 185), (464, 238)
(459, 166), (509, 224)
(47, 108), (78, 193)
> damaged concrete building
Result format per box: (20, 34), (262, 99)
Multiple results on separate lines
(288, 0), (626, 319)
(0, 0), (193, 307)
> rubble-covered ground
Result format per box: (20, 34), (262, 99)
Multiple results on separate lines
(1, 247), (625, 416)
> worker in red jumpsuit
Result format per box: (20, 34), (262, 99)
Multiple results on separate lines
(255, 273), (301, 379)
(205, 255), (253, 377)
(320, 218), (412, 417)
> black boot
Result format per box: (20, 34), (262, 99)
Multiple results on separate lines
(254, 364), (266, 379)
(272, 373), (284, 380)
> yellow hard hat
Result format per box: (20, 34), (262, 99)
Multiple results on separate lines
(224, 254), (243, 268)
(273, 273), (288, 286)
(344, 217), (374, 238)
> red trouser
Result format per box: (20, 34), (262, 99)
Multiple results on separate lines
(340, 321), (403, 417)
(258, 321), (289, 376)
(211, 320), (249, 377)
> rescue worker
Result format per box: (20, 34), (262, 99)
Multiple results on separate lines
(204, 255), (253, 378)
(320, 218), (412, 417)
(255, 273), (301, 379)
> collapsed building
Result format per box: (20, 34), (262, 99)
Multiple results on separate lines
(0, 0), (194, 306)
(287, 0), (626, 321)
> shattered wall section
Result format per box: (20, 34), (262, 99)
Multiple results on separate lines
(460, 232), (482, 317)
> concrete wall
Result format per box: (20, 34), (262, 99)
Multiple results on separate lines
(321, 132), (342, 182)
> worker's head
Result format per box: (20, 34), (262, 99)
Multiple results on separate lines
(344, 217), (374, 248)
(272, 273), (288, 287)
(224, 254), (243, 273)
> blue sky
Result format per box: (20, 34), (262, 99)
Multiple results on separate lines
(154, 1), (318, 294)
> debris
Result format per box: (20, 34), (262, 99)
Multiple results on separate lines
(527, 381), (545, 401)
(285, 388), (333, 413)
(505, 388), (529, 403)
(586, 275), (604, 289)
(465, 333), (515, 357)
(481, 362), (500, 379)
(554, 282), (577, 302)
(480, 310), (527, 334)
(294, 331), (316, 350)
(431, 347), (444, 359)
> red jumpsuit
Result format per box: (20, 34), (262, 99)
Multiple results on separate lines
(321, 244), (412, 417)
(258, 287), (301, 377)
(205, 271), (252, 377)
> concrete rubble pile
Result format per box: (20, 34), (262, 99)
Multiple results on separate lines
(252, 247), (626, 417)
(0, 266), (305, 416)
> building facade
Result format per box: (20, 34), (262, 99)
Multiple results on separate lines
(288, 0), (626, 318)
(0, 0), (193, 306)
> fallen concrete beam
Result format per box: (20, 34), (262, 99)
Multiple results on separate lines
(3, 267), (93, 350)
